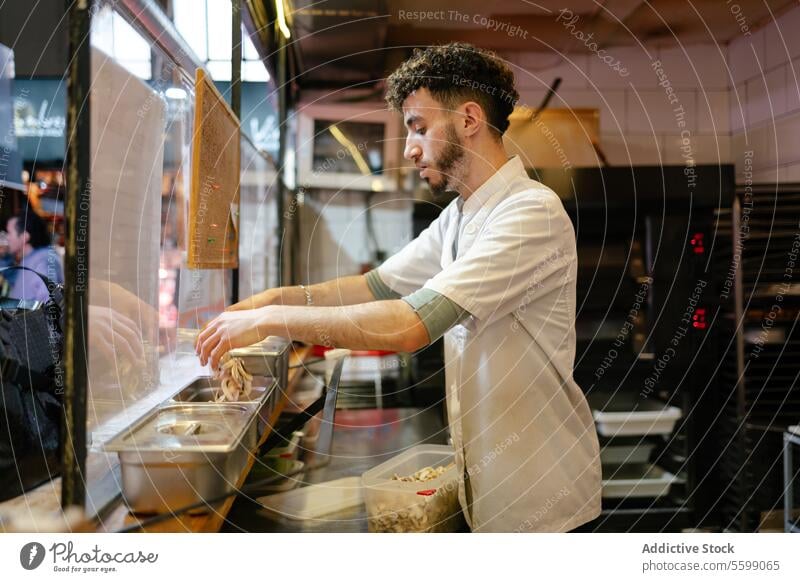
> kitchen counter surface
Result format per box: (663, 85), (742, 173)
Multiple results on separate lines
(223, 406), (448, 532)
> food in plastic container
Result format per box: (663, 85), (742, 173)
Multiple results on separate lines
(392, 463), (454, 483)
(362, 444), (464, 533)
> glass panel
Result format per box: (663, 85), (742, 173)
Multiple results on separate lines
(0, 45), (23, 185)
(242, 26), (260, 61)
(111, 10), (152, 79)
(117, 60), (152, 80)
(206, 59), (232, 81)
(91, 6), (153, 80)
(206, 0), (232, 61)
(173, 0), (208, 61)
(88, 45), (163, 432)
(312, 120), (386, 175)
(86, 2), (233, 510)
(91, 5), (114, 55)
(242, 60), (270, 82)
(112, 12), (150, 61)
(238, 136), (278, 299)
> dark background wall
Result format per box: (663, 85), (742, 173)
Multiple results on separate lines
(0, 0), (68, 78)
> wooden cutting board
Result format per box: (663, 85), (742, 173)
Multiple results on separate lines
(188, 68), (241, 269)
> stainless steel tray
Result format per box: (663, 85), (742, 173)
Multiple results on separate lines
(171, 375), (276, 404)
(170, 375), (280, 435)
(105, 403), (258, 453)
(227, 336), (290, 388)
(104, 403), (260, 514)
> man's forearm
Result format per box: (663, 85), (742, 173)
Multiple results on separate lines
(263, 300), (429, 352)
(296, 274), (377, 306)
(233, 275), (377, 310)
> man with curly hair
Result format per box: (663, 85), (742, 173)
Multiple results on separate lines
(197, 43), (601, 532)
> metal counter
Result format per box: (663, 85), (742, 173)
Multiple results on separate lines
(223, 406), (448, 532)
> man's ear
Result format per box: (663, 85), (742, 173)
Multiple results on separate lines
(459, 101), (485, 138)
(21, 230), (30, 246)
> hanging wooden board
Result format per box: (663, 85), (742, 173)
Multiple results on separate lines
(503, 107), (600, 169)
(188, 68), (240, 269)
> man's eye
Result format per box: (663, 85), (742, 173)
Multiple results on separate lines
(416, 127), (426, 135)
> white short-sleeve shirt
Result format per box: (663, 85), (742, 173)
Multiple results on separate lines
(377, 156), (601, 532)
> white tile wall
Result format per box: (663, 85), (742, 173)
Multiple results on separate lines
(696, 90), (731, 134)
(764, 7), (800, 70)
(765, 66), (788, 118)
(729, 4), (800, 183)
(553, 88), (627, 133)
(745, 75), (771, 126)
(780, 162), (800, 183)
(587, 45), (657, 89)
(656, 45), (730, 90)
(515, 87), (548, 112)
(511, 52), (590, 89)
(729, 82), (747, 132)
(661, 134), (731, 166)
(774, 112), (800, 165)
(728, 27), (766, 85)
(625, 88), (697, 134)
(786, 57), (800, 112)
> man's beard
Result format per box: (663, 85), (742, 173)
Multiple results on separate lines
(425, 123), (464, 196)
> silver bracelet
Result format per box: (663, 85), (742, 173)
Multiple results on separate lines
(299, 284), (313, 306)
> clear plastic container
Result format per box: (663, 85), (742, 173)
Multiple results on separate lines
(257, 476), (363, 520)
(361, 444), (464, 533)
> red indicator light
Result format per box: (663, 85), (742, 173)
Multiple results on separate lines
(692, 308), (707, 330)
(690, 232), (705, 254)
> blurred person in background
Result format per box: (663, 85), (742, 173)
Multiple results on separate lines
(3, 208), (64, 303)
(0, 230), (16, 294)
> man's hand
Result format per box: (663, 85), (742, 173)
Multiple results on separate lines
(194, 307), (271, 369)
(226, 289), (276, 312)
(90, 305), (145, 364)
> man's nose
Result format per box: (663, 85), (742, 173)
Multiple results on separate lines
(404, 138), (421, 162)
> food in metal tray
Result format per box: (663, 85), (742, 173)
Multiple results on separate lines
(391, 463), (454, 483)
(214, 356), (254, 402)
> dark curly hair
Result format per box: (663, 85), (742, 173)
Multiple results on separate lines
(11, 208), (52, 249)
(385, 43), (518, 138)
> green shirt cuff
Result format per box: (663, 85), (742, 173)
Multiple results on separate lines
(365, 269), (402, 300)
(402, 288), (471, 343)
